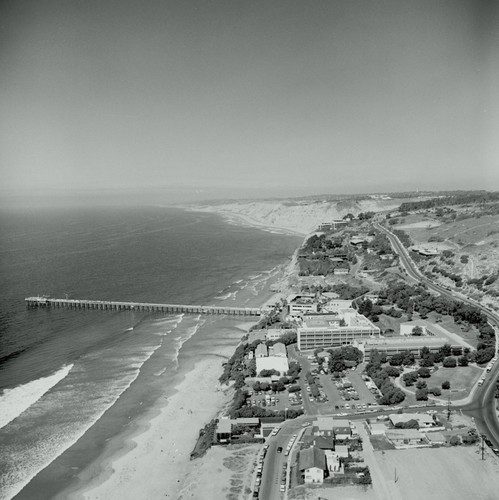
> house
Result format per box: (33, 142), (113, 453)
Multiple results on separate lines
(299, 447), (326, 484)
(255, 344), (268, 358)
(332, 419), (351, 440)
(369, 423), (387, 436)
(426, 432), (447, 445)
(271, 342), (287, 358)
(216, 418), (232, 443)
(248, 330), (266, 343)
(311, 436), (335, 450)
(333, 267), (349, 275)
(389, 413), (435, 428)
(386, 429), (427, 447)
(216, 418), (260, 443)
(314, 417), (334, 437)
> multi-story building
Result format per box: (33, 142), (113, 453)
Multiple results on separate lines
(297, 310), (381, 351)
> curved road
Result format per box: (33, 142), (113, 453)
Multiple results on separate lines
(375, 222), (499, 448)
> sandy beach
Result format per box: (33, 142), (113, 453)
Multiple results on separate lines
(67, 352), (235, 500)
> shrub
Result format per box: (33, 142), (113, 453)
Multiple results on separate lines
(442, 380), (451, 390)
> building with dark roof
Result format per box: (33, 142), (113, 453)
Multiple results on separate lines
(298, 446), (327, 484)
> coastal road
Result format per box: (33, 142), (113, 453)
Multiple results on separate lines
(376, 223), (499, 448)
(259, 418), (307, 500)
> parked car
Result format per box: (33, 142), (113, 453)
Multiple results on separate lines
(277, 446), (283, 453)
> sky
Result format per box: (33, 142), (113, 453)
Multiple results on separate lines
(1, 0), (498, 204)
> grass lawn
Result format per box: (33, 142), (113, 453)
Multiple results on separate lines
(429, 313), (479, 349)
(376, 313), (408, 334)
(369, 435), (396, 451)
(425, 365), (482, 400)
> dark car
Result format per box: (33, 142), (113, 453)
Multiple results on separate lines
(277, 446), (283, 453)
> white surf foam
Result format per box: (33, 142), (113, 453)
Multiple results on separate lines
(0, 364), (74, 430)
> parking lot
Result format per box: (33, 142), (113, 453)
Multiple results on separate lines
(317, 366), (379, 414)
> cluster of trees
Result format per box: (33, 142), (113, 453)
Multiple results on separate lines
(356, 298), (384, 322)
(417, 344), (472, 368)
(358, 211), (376, 220)
(367, 232), (392, 255)
(327, 346), (363, 374)
(468, 274), (499, 289)
(298, 234), (356, 276)
(401, 369), (441, 400)
(431, 265), (463, 286)
(377, 280), (496, 364)
(392, 229), (412, 247)
(365, 350), (406, 405)
(398, 191), (499, 212)
(253, 378), (287, 392)
(331, 284), (370, 300)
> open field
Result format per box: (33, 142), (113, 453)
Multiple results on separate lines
(425, 365), (483, 400)
(373, 446), (499, 500)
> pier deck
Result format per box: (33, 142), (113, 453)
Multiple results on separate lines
(25, 297), (262, 317)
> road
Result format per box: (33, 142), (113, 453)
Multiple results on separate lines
(259, 417), (306, 500)
(375, 223), (499, 448)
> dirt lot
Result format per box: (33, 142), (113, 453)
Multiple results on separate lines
(372, 446), (499, 500)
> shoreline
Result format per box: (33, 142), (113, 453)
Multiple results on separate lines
(182, 204), (310, 237)
(60, 260), (289, 500)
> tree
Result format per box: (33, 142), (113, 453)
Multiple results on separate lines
(443, 357), (457, 368)
(288, 385), (301, 393)
(442, 380), (451, 390)
(416, 380), (427, 390)
(384, 366), (401, 377)
(402, 372), (419, 387)
(412, 326), (423, 336)
(415, 388), (429, 400)
(417, 367), (431, 378)
(395, 419), (419, 429)
(449, 436), (460, 446)
(458, 356), (469, 367)
(429, 387), (441, 396)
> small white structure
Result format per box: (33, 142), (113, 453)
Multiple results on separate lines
(369, 423), (387, 436)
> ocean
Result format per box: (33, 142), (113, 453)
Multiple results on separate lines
(0, 205), (301, 499)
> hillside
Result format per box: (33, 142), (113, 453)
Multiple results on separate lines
(189, 197), (407, 235)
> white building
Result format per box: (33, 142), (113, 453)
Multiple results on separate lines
(297, 310), (380, 351)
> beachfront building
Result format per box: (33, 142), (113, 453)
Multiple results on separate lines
(318, 220), (348, 231)
(299, 447), (327, 484)
(297, 310), (380, 351)
(288, 294), (318, 317)
(216, 417), (260, 443)
(256, 342), (289, 375)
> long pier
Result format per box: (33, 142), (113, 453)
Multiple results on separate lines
(25, 297), (262, 317)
